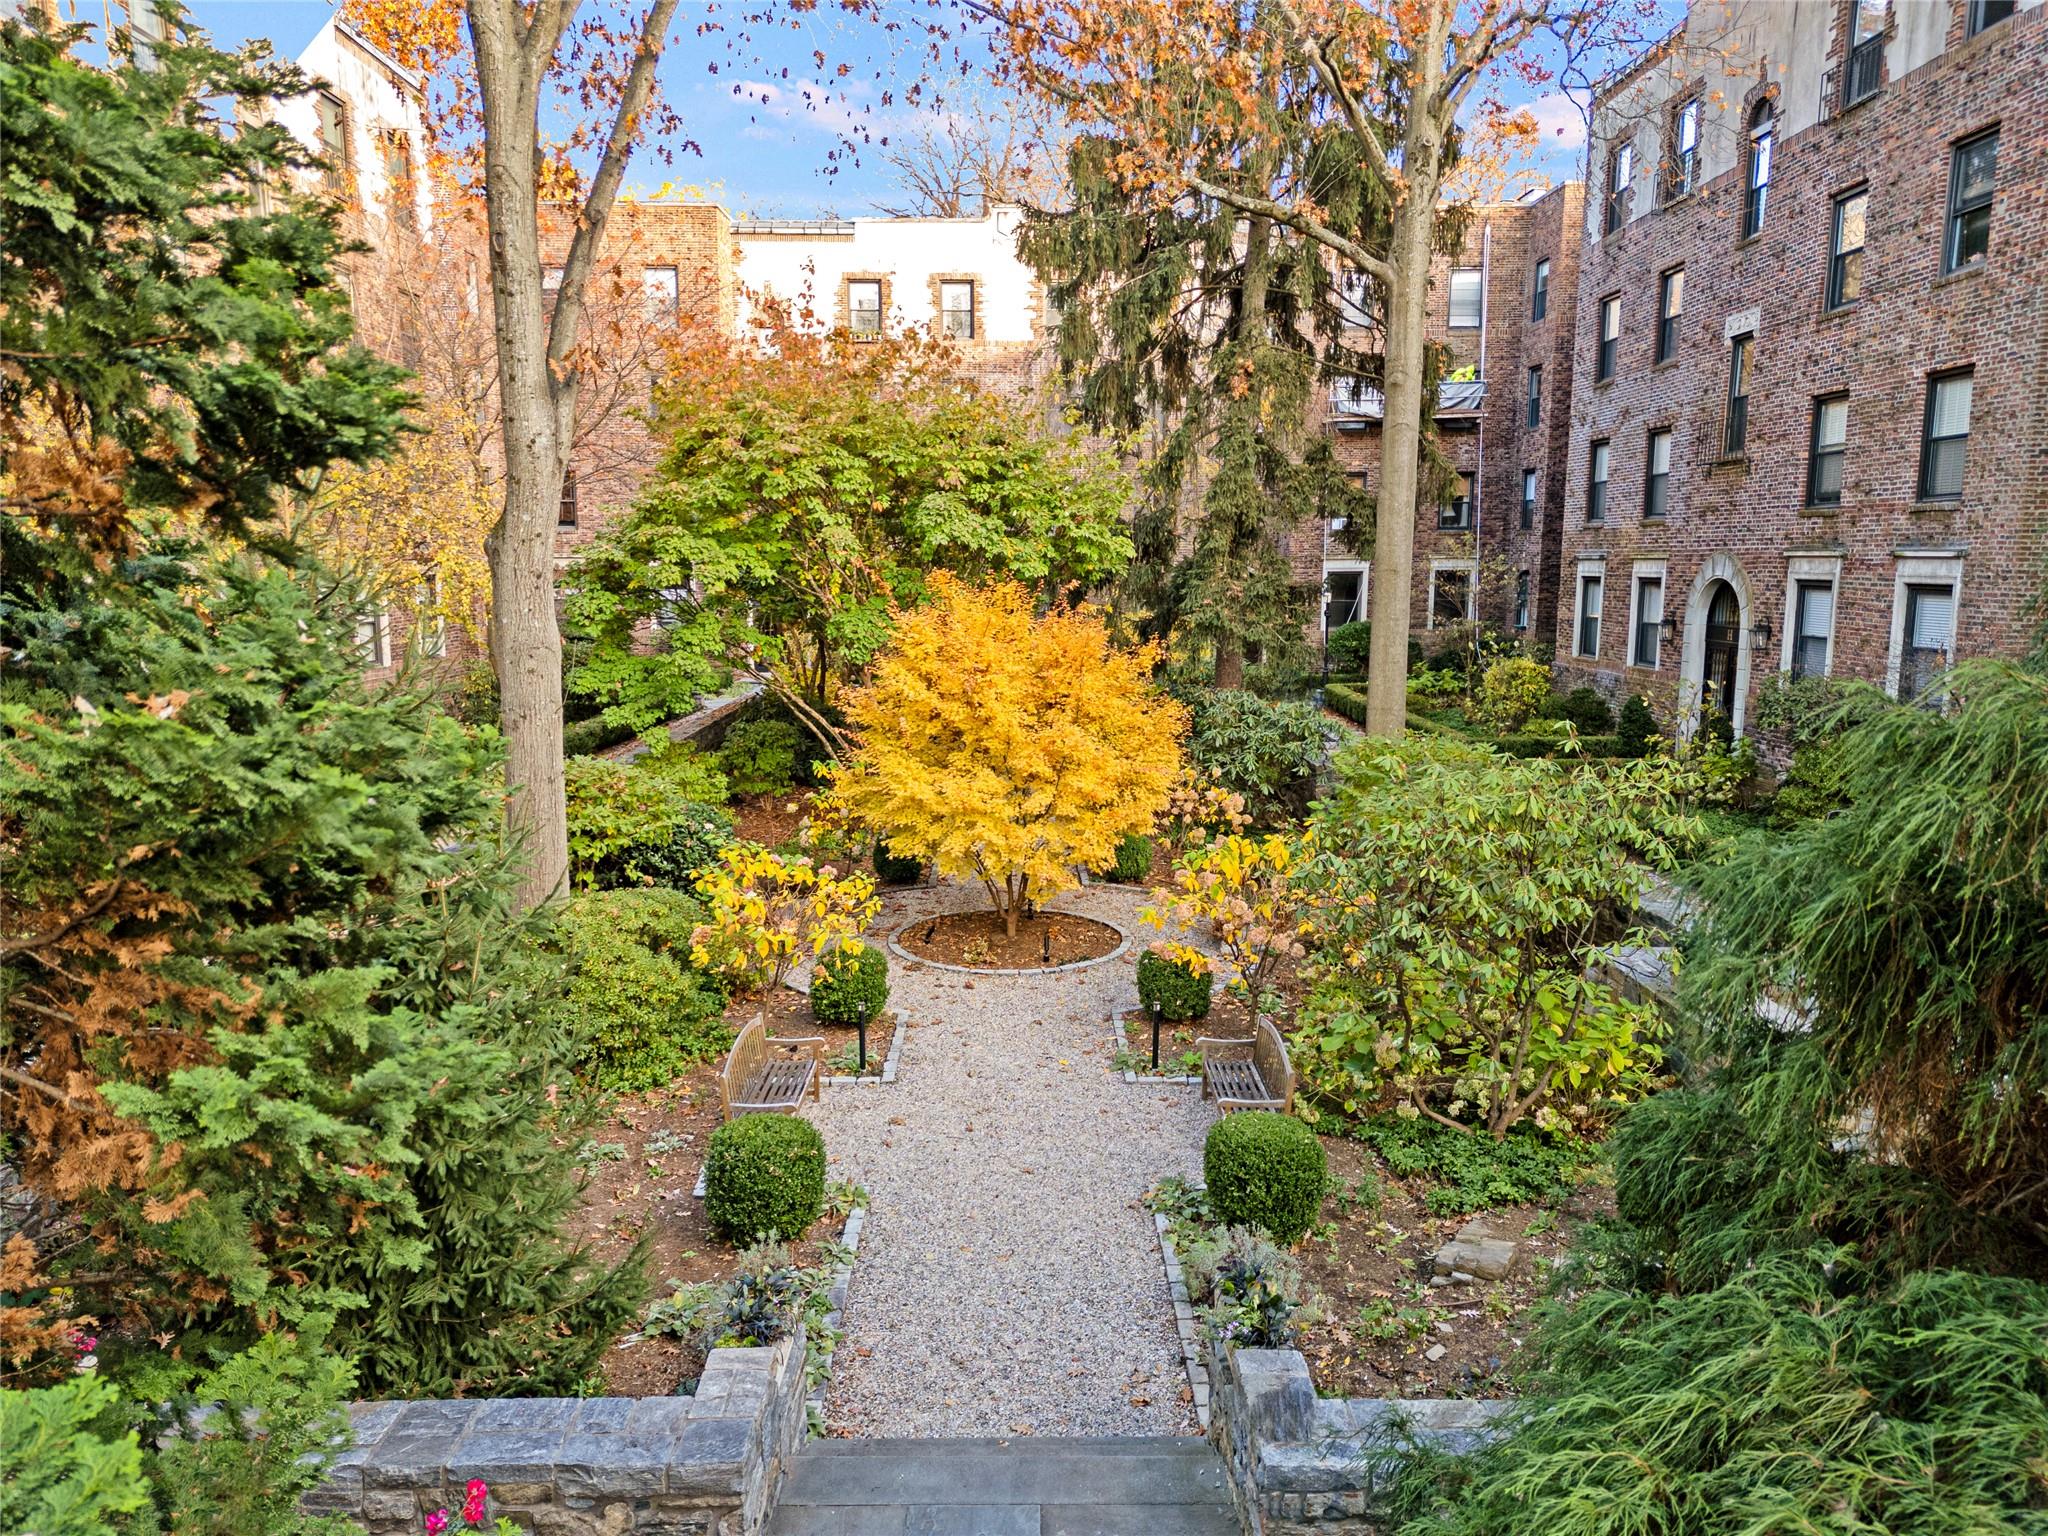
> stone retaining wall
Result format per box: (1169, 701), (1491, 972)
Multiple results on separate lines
(1206, 1342), (1506, 1535)
(305, 1328), (808, 1535)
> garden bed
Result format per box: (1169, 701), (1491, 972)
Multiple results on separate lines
(895, 908), (1122, 970)
(732, 983), (890, 1078)
(1291, 1131), (1609, 1400)
(560, 1066), (840, 1396)
(729, 792), (809, 852)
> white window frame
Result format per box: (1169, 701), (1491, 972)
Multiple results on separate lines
(643, 265), (680, 320)
(1779, 553), (1844, 679)
(1626, 559), (1668, 670)
(1886, 552), (1963, 699)
(1322, 560), (1370, 632)
(356, 609), (390, 670)
(1513, 569), (1531, 631)
(1573, 558), (1606, 659)
(1428, 558), (1477, 629)
(414, 577), (447, 660)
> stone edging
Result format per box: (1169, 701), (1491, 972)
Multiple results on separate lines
(1153, 1211), (1213, 1430)
(820, 1009), (907, 1088)
(806, 1203), (867, 1422)
(1109, 1009), (1203, 1086)
(884, 912), (1133, 976)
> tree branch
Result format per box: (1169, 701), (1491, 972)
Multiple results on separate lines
(1186, 175), (1393, 286)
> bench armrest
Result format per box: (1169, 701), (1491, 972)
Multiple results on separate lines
(1192, 1036), (1252, 1052)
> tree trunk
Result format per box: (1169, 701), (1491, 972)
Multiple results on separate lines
(1214, 633), (1245, 689)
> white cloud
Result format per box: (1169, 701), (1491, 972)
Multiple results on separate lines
(1522, 89), (1592, 152)
(727, 77), (888, 141)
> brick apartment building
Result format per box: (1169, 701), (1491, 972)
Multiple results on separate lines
(1297, 183), (1586, 658)
(1553, 0), (2046, 742)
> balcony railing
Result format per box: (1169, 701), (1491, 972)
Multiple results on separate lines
(1843, 36), (1883, 106)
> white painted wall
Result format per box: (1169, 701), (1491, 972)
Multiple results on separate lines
(275, 17), (432, 236)
(735, 205), (1045, 344)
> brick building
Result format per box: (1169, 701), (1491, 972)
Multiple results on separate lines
(1553, 0), (2046, 743)
(1298, 183), (1586, 658)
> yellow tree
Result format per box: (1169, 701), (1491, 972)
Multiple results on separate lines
(829, 576), (1186, 936)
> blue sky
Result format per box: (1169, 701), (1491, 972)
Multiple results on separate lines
(85, 1), (1598, 218)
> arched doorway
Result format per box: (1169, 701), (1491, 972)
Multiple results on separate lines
(1700, 581), (1742, 727)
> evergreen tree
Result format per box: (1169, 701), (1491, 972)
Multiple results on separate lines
(1018, 57), (1384, 686)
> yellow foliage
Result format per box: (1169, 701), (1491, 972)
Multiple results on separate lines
(689, 844), (879, 994)
(827, 576), (1186, 933)
(1145, 831), (1316, 1006)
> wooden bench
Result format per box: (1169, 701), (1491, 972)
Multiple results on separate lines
(720, 1014), (825, 1122)
(1195, 1019), (1295, 1114)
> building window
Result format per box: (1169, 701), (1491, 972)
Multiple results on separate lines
(1918, 369), (1972, 500)
(1666, 98), (1700, 201)
(1335, 268), (1375, 327)
(1526, 365), (1542, 428)
(1520, 469), (1537, 531)
(316, 91), (350, 194)
(558, 470), (579, 528)
(848, 279), (883, 336)
(1807, 395), (1848, 507)
(1898, 582), (1955, 700)
(1597, 295), (1619, 382)
(541, 265), (564, 295)
(414, 579), (447, 659)
(1827, 190), (1867, 309)
(1790, 581), (1835, 679)
(1603, 142), (1633, 235)
(1655, 268), (1682, 363)
(355, 609), (389, 669)
(1845, 0), (1886, 106)
(1447, 268), (1483, 329)
(643, 265), (679, 320)
(1325, 568), (1366, 630)
(1945, 130), (1997, 274)
(940, 279), (976, 339)
(379, 129), (416, 229)
(1576, 572), (1603, 658)
(1632, 575), (1664, 668)
(1968, 0), (2015, 35)
(1725, 333), (1753, 456)
(1743, 102), (1774, 238)
(1644, 429), (1672, 520)
(1431, 567), (1473, 627)
(1514, 571), (1531, 631)
(1439, 471), (1474, 530)
(1588, 439), (1610, 524)
(1531, 258), (1550, 321)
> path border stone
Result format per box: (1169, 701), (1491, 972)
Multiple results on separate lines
(1153, 1211), (1214, 1430)
(1109, 1009), (1204, 1086)
(884, 912), (1134, 976)
(806, 1203), (867, 1422)
(820, 1009), (907, 1088)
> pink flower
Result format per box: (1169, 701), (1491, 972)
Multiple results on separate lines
(466, 1480), (488, 1501)
(425, 1510), (449, 1535)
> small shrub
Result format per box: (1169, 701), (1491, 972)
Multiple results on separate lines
(704, 1114), (826, 1241)
(566, 756), (728, 890)
(1204, 1112), (1328, 1244)
(1186, 1227), (1311, 1349)
(1325, 621), (1371, 677)
(1324, 682), (1370, 725)
(1559, 685), (1614, 734)
(636, 740), (732, 804)
(719, 717), (805, 797)
(1475, 656), (1551, 732)
(1109, 832), (1153, 883)
(871, 837), (924, 885)
(811, 941), (888, 1027)
(1616, 694), (1659, 757)
(450, 659), (500, 727)
(691, 844), (879, 993)
(1136, 943), (1213, 1022)
(553, 889), (730, 1090)
(620, 803), (734, 888)
(1350, 1115), (1591, 1215)
(1407, 668), (1466, 706)
(1173, 686), (1328, 822)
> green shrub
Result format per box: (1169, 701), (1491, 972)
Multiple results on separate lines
(1771, 733), (1856, 825)
(1406, 668), (1465, 706)
(1136, 945), (1214, 1022)
(1475, 656), (1551, 731)
(554, 888), (730, 1091)
(1616, 693), (1658, 757)
(1351, 1114), (1591, 1215)
(811, 941), (889, 1027)
(1173, 686), (1329, 822)
(636, 739), (732, 804)
(1109, 832), (1153, 882)
(562, 714), (637, 757)
(0, 1376), (148, 1536)
(566, 755), (724, 889)
(719, 717), (806, 797)
(704, 1114), (827, 1241)
(1326, 621), (1372, 676)
(1494, 732), (1556, 759)
(620, 802), (734, 888)
(1204, 1112), (1327, 1244)
(1559, 685), (1615, 734)
(1324, 682), (1371, 725)
(450, 659), (500, 727)
(872, 837), (924, 885)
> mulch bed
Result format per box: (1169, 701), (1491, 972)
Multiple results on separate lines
(729, 793), (809, 852)
(562, 1064), (836, 1397)
(1292, 1134), (1612, 1400)
(895, 908), (1122, 970)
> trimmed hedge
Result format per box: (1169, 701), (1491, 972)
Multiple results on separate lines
(563, 715), (637, 757)
(1136, 948), (1212, 1022)
(1110, 832), (1153, 883)
(1204, 1111), (1327, 1244)
(872, 838), (924, 885)
(703, 1114), (826, 1241)
(811, 942), (889, 1027)
(1325, 683), (1369, 724)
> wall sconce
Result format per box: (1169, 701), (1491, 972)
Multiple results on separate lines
(1749, 617), (1774, 651)
(1660, 613), (1680, 645)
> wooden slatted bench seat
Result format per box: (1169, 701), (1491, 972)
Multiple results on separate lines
(1196, 1018), (1296, 1115)
(721, 1014), (826, 1121)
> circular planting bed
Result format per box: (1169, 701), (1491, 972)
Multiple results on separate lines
(892, 908), (1127, 973)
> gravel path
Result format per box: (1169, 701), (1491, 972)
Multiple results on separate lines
(805, 881), (1216, 1439)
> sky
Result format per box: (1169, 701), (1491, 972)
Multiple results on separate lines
(71, 1), (1601, 218)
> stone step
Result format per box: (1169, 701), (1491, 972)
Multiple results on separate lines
(767, 1436), (1239, 1536)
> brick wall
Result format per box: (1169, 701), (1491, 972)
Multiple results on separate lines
(1555, 4), (2047, 746)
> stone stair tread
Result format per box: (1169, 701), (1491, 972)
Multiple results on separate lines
(798, 1435), (1215, 1457)
(777, 1448), (1230, 1508)
(767, 1501), (1238, 1536)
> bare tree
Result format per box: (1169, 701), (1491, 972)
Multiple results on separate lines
(877, 90), (1071, 216)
